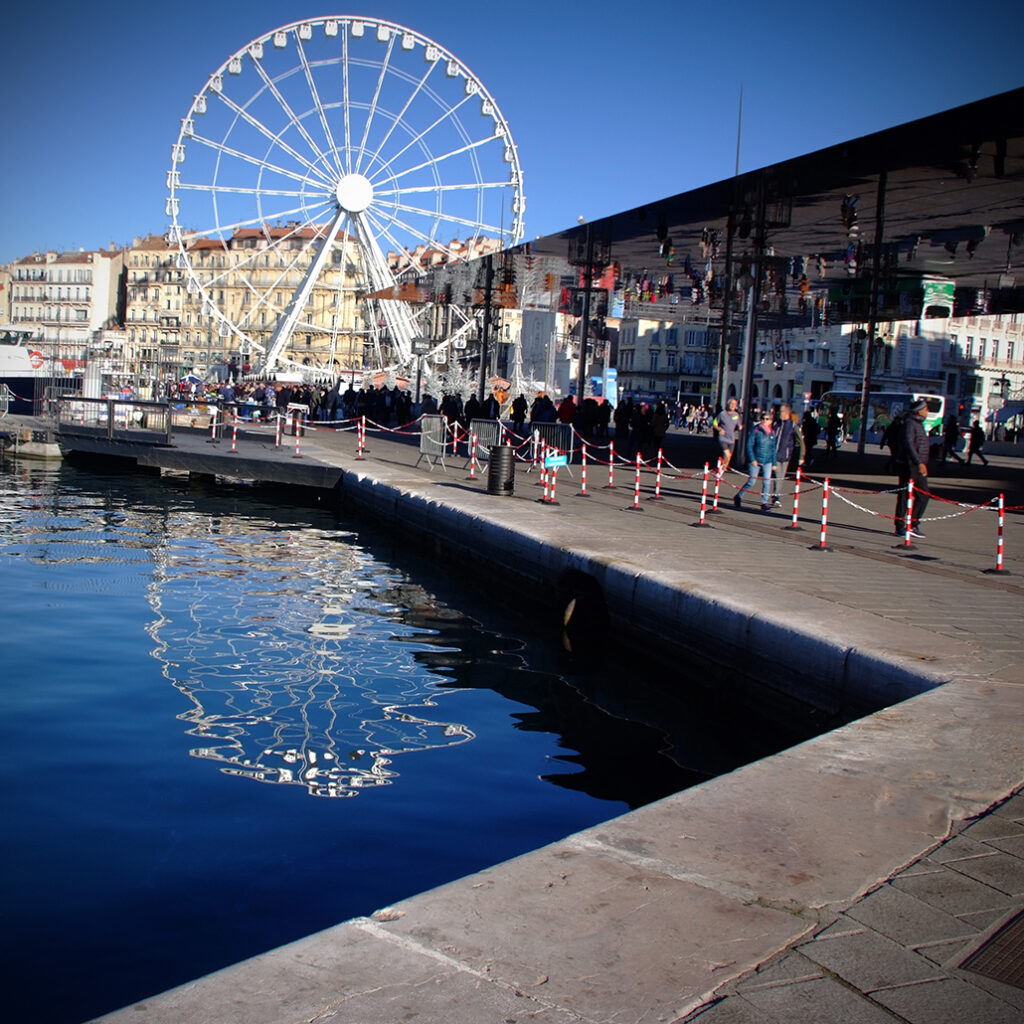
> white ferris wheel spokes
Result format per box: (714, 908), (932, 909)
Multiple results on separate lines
(167, 17), (524, 377)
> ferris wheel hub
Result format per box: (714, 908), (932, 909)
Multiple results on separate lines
(336, 173), (374, 213)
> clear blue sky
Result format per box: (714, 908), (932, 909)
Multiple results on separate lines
(1, 0), (1020, 265)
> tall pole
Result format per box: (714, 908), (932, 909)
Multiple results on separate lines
(856, 169), (888, 455)
(715, 208), (736, 412)
(477, 253), (494, 401)
(575, 223), (595, 402)
(735, 85), (743, 177)
(739, 174), (767, 454)
(714, 88), (743, 412)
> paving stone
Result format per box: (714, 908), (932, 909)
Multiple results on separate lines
(987, 834), (1024, 857)
(992, 793), (1024, 819)
(946, 853), (1024, 895)
(957, 906), (1015, 931)
(962, 815), (1024, 843)
(737, 975), (895, 1024)
(871, 976), (1023, 1024)
(732, 952), (824, 992)
(913, 936), (978, 966)
(683, 996), (776, 1024)
(892, 864), (1018, 916)
(842, 882), (979, 946)
(926, 834), (998, 862)
(795, 929), (942, 991)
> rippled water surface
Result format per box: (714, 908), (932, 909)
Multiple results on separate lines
(0, 460), (817, 1024)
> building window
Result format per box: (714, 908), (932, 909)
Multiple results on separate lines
(992, 340), (1000, 362)
(1008, 341), (1016, 363)
(979, 339), (987, 360)
(966, 337), (974, 359)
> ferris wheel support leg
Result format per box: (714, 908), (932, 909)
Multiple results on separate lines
(261, 206), (348, 375)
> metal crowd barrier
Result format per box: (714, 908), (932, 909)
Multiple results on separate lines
(468, 418), (503, 456)
(416, 414), (448, 470)
(57, 396), (174, 444)
(530, 422), (575, 462)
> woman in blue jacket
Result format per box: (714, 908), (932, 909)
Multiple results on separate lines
(733, 411), (779, 511)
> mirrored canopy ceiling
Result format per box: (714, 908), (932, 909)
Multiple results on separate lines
(397, 87), (1024, 330)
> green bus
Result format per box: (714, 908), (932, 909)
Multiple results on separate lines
(816, 391), (945, 445)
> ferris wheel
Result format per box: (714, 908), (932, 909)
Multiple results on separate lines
(165, 17), (525, 377)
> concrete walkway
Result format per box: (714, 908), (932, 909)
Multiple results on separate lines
(79, 418), (1024, 1024)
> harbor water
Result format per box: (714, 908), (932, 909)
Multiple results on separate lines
(0, 460), (831, 1024)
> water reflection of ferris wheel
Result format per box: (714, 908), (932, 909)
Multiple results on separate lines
(166, 17), (525, 376)
(146, 524), (474, 798)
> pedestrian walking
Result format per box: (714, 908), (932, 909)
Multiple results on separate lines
(894, 398), (931, 538)
(713, 398), (743, 472)
(734, 410), (778, 511)
(772, 402), (805, 505)
(966, 420), (989, 467)
(943, 414), (964, 465)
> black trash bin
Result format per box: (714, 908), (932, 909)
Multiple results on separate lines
(486, 445), (515, 495)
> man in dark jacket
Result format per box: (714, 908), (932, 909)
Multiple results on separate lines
(894, 398), (931, 538)
(771, 402), (806, 505)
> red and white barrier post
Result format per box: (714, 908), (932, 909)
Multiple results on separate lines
(903, 480), (914, 547)
(994, 493), (1005, 572)
(294, 420), (302, 459)
(230, 412), (238, 453)
(815, 477), (830, 550)
(698, 462), (710, 525)
(275, 413), (282, 447)
(605, 441), (615, 488)
(626, 452), (644, 512)
(787, 466), (802, 529)
(712, 457), (723, 511)
(578, 444), (589, 497)
(356, 415), (366, 459)
(468, 431), (478, 479)
(649, 448), (664, 500)
(210, 406), (218, 442)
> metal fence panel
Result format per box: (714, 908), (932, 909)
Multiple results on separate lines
(417, 414), (448, 469)
(468, 418), (503, 456)
(530, 422), (575, 460)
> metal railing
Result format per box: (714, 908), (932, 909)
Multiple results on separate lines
(57, 396), (174, 444)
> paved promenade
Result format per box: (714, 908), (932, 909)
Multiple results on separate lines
(66, 415), (1024, 1024)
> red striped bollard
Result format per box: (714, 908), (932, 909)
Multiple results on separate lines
(994, 493), (1006, 572)
(626, 452), (644, 512)
(649, 448), (664, 500)
(275, 413), (282, 447)
(578, 444), (589, 497)
(468, 432), (478, 479)
(294, 421), (302, 458)
(230, 412), (238, 453)
(605, 441), (615, 488)
(549, 464), (559, 504)
(903, 480), (914, 547)
(786, 466), (803, 529)
(532, 430), (540, 470)
(712, 457), (723, 511)
(698, 462), (710, 525)
(210, 406), (218, 442)
(451, 422), (459, 458)
(811, 477), (831, 551)
(538, 447), (551, 503)
(356, 415), (366, 459)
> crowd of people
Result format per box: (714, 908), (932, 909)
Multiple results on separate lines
(156, 376), (996, 540)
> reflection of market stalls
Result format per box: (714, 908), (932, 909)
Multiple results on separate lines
(146, 525), (474, 798)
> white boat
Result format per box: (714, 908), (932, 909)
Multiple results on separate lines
(0, 325), (76, 415)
